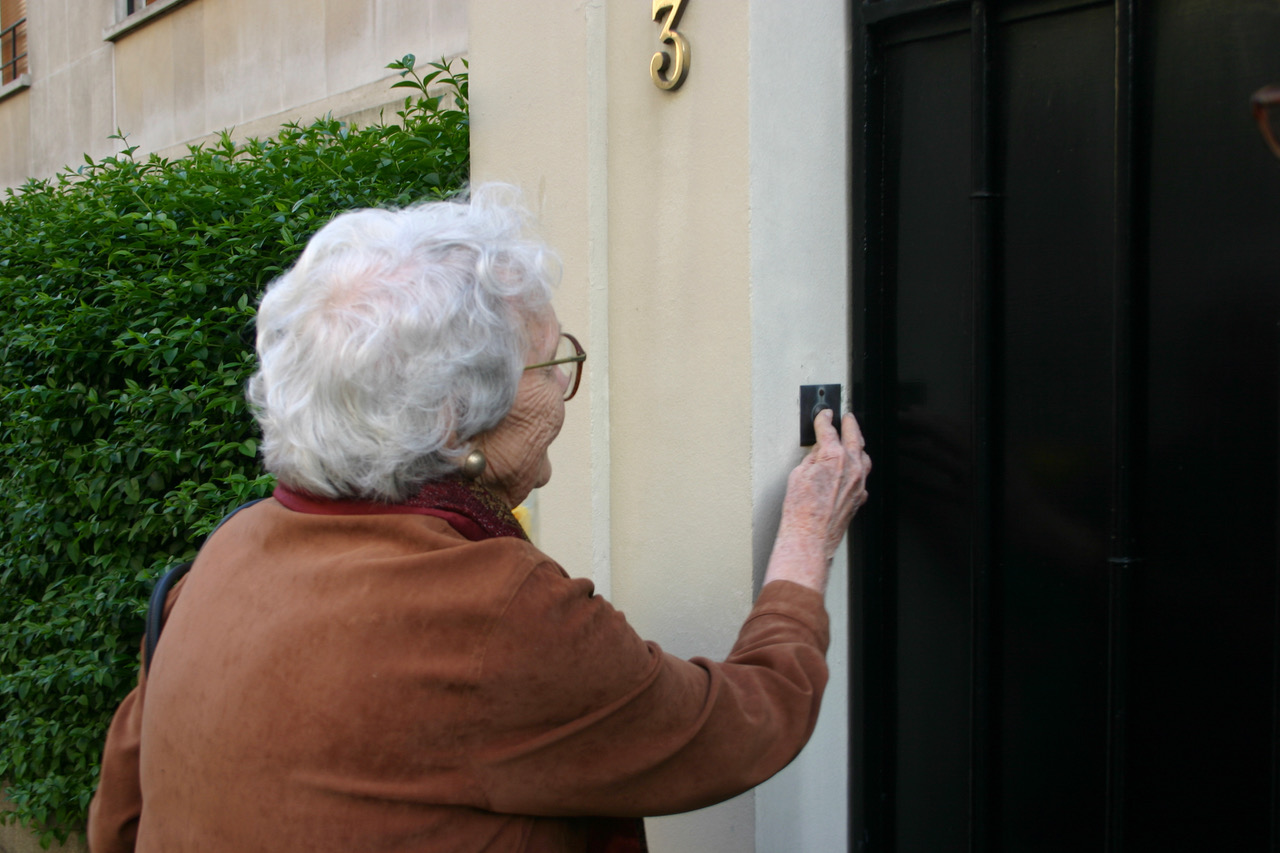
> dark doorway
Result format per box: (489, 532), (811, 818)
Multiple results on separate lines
(850, 1), (1280, 850)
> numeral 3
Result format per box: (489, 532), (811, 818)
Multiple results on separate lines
(650, 0), (689, 90)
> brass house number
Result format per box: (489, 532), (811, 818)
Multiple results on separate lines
(650, 0), (689, 90)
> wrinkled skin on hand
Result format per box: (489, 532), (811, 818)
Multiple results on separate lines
(765, 409), (872, 593)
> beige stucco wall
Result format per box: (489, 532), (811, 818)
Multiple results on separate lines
(471, 1), (852, 850)
(0, 0), (466, 190)
(0, 0), (115, 189)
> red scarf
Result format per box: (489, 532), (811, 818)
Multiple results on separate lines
(272, 476), (528, 541)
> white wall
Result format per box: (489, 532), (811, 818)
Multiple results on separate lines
(748, 3), (852, 851)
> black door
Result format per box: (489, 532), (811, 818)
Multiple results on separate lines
(850, 1), (1280, 850)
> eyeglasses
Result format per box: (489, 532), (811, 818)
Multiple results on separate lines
(525, 332), (586, 401)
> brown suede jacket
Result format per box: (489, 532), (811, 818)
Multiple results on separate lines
(88, 498), (830, 852)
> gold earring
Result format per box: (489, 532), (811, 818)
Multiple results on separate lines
(461, 449), (487, 479)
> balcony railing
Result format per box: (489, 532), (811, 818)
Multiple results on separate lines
(1, 16), (26, 86)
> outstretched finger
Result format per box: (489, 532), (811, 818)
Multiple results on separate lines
(842, 412), (867, 454)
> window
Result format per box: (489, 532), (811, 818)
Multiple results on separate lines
(0, 0), (26, 85)
(107, 0), (196, 42)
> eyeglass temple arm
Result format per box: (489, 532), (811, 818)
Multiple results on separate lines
(1251, 85), (1280, 160)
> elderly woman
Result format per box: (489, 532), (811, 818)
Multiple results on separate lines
(88, 187), (870, 852)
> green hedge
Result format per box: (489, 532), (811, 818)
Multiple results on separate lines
(0, 56), (468, 843)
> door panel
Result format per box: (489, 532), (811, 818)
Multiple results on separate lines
(1131, 2), (1280, 847)
(998, 8), (1114, 851)
(886, 30), (974, 853)
(852, 1), (1280, 850)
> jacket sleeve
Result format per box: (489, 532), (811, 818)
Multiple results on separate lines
(87, 662), (145, 853)
(87, 577), (189, 853)
(467, 565), (830, 818)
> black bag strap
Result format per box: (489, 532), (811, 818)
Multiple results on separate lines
(143, 560), (192, 676)
(142, 498), (265, 675)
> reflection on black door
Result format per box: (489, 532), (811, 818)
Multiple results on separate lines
(851, 2), (1280, 851)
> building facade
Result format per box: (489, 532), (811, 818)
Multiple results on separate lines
(0, 0), (466, 189)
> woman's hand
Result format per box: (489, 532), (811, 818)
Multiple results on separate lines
(764, 409), (871, 593)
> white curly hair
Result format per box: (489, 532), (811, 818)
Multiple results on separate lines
(247, 185), (557, 501)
